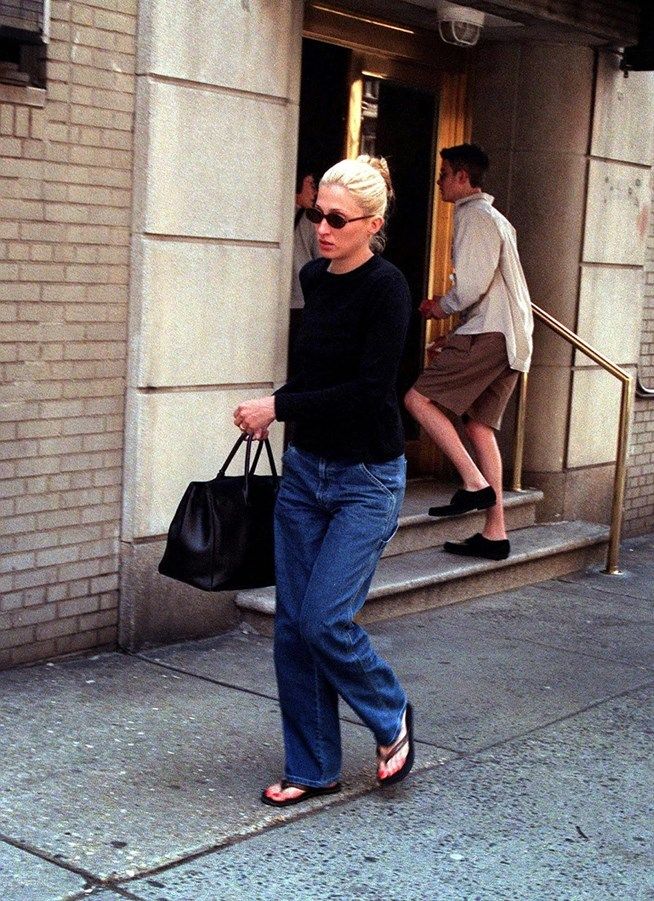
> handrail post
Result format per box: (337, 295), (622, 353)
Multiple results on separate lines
(511, 370), (528, 492)
(604, 376), (634, 575)
(525, 305), (633, 575)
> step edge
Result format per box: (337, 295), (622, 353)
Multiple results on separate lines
(398, 488), (544, 526)
(236, 521), (609, 613)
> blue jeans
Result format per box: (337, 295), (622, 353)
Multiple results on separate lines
(273, 445), (407, 788)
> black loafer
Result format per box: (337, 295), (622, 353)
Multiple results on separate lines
(429, 486), (496, 518)
(443, 532), (510, 561)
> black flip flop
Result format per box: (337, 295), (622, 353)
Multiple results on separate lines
(260, 779), (342, 808)
(377, 702), (415, 788)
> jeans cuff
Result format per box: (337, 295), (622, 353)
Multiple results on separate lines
(284, 771), (341, 789)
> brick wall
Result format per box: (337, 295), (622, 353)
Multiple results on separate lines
(0, 0), (136, 667)
(624, 190), (654, 536)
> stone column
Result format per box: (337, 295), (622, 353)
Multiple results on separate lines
(120, 1), (304, 650)
(579, 51), (653, 528)
(471, 41), (650, 521)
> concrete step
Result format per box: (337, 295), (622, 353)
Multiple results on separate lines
(384, 480), (542, 557)
(236, 521), (610, 636)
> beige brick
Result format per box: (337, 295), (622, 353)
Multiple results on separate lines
(12, 531), (61, 553)
(57, 595), (99, 618)
(17, 262), (67, 281)
(57, 451), (106, 472)
(6, 242), (30, 261)
(0, 626), (35, 650)
(99, 591), (118, 610)
(14, 107), (29, 138)
(96, 625), (117, 646)
(30, 108), (45, 140)
(44, 142), (70, 164)
(0, 136), (21, 157)
(47, 64), (71, 86)
(47, 583), (69, 602)
(15, 605), (57, 627)
(1, 590), (25, 611)
(72, 6), (94, 26)
(0, 222), (20, 240)
(0, 573), (14, 595)
(36, 508), (80, 530)
(13, 565), (59, 591)
(59, 524), (103, 545)
(29, 244), (53, 263)
(14, 493), (60, 516)
(57, 558), (103, 581)
(80, 503), (120, 524)
(90, 573), (119, 593)
(21, 140), (46, 161)
(93, 7), (136, 33)
(79, 608), (117, 631)
(36, 617), (78, 641)
(10, 639), (57, 666)
(55, 630), (101, 656)
(0, 105), (13, 134)
(20, 222), (68, 243)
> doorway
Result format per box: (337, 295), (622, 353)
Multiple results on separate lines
(294, 11), (471, 473)
(295, 37), (437, 441)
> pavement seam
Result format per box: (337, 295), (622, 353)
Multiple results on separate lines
(420, 625), (654, 675)
(129, 651), (280, 704)
(0, 831), (100, 891)
(459, 675), (654, 758)
(66, 885), (147, 901)
(110, 678), (654, 885)
(0, 831), (150, 900)
(7, 678), (649, 889)
(111, 677), (654, 886)
(111, 762), (442, 888)
(130, 649), (463, 754)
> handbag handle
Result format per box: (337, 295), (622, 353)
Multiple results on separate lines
(218, 433), (249, 476)
(244, 436), (279, 500)
(218, 434), (280, 500)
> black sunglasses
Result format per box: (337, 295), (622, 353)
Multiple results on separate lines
(305, 206), (373, 229)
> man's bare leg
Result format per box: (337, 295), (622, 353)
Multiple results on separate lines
(463, 418), (506, 540)
(404, 388), (488, 491)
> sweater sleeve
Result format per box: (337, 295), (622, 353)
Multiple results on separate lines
(440, 210), (501, 315)
(274, 271), (410, 423)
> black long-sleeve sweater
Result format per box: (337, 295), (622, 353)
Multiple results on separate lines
(274, 255), (411, 463)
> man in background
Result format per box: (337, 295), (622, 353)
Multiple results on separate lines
(405, 143), (533, 561)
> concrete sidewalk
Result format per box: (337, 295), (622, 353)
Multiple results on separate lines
(1, 536), (652, 901)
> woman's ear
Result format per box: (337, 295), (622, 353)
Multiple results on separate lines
(368, 216), (384, 236)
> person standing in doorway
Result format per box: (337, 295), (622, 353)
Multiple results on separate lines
(234, 155), (415, 807)
(288, 169), (320, 378)
(405, 143), (533, 561)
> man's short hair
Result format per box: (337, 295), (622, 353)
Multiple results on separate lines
(295, 169), (315, 194)
(441, 143), (489, 188)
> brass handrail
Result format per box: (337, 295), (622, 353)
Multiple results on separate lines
(512, 303), (634, 575)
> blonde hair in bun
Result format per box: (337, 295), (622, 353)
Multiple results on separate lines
(319, 155), (395, 252)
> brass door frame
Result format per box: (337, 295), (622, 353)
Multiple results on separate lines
(303, 3), (472, 474)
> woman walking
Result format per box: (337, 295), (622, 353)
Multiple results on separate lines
(234, 155), (415, 807)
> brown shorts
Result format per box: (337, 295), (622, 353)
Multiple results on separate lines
(413, 332), (518, 430)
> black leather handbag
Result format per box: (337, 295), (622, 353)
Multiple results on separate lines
(158, 435), (279, 591)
